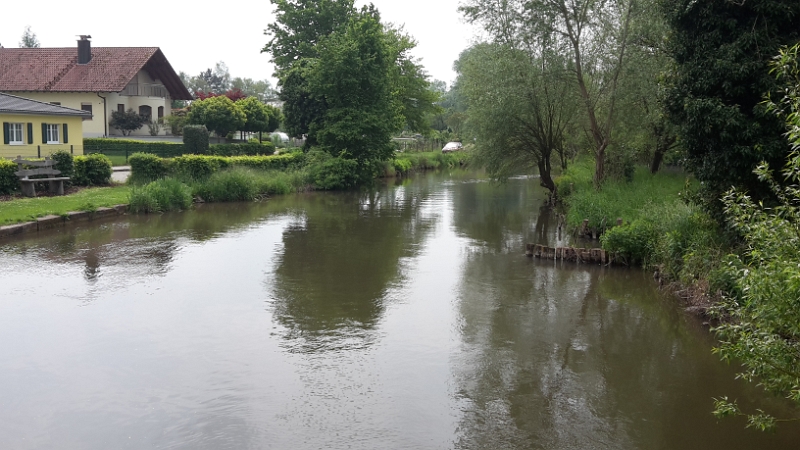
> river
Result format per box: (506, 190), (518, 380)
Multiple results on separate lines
(0, 170), (798, 449)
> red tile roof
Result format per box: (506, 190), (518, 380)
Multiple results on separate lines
(0, 47), (193, 100)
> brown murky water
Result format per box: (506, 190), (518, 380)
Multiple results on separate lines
(1, 171), (798, 449)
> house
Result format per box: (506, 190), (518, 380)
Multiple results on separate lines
(0, 37), (193, 138)
(0, 92), (91, 159)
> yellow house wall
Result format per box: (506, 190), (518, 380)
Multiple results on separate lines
(1, 68), (175, 138)
(2, 92), (104, 137)
(0, 113), (85, 159)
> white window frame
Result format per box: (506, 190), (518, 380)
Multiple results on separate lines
(8, 123), (24, 145)
(46, 124), (60, 144)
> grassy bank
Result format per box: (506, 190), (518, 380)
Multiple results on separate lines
(556, 158), (727, 285)
(0, 149), (467, 226)
(0, 186), (131, 226)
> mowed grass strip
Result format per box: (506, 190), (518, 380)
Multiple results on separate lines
(0, 186), (131, 225)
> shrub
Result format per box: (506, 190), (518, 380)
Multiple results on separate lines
(172, 155), (229, 180)
(128, 152), (171, 184)
(306, 154), (360, 190)
(73, 154), (112, 186)
(83, 138), (184, 159)
(128, 178), (192, 213)
(183, 125), (210, 154)
(601, 219), (659, 265)
(393, 158), (412, 174)
(209, 142), (276, 156)
(0, 159), (18, 195)
(50, 150), (74, 180)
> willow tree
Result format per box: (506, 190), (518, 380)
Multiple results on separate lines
(461, 0), (636, 186)
(458, 43), (576, 193)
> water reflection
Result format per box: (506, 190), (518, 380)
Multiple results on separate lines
(267, 180), (440, 352)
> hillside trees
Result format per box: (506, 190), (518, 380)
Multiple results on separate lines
(662, 0), (800, 203)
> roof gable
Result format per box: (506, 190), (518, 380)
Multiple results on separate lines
(0, 47), (193, 100)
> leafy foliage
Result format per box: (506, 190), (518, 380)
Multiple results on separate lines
(309, 5), (400, 169)
(187, 96), (246, 137)
(128, 152), (171, 184)
(662, 0), (800, 204)
(183, 125), (210, 154)
(711, 44), (800, 429)
(73, 154), (112, 186)
(128, 178), (193, 213)
(0, 159), (18, 195)
(457, 43), (576, 192)
(19, 25), (40, 48)
(109, 109), (147, 136)
(50, 150), (74, 180)
(239, 97), (282, 134)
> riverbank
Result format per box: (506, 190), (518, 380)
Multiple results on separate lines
(555, 158), (727, 315)
(0, 150), (470, 232)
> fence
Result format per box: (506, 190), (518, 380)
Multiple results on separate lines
(0, 144), (83, 160)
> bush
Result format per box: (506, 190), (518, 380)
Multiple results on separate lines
(128, 152), (171, 184)
(84, 138), (184, 158)
(0, 159), (18, 195)
(73, 154), (112, 186)
(601, 219), (660, 265)
(172, 155), (228, 180)
(393, 158), (412, 174)
(183, 125), (210, 154)
(306, 153), (360, 190)
(209, 142), (276, 156)
(50, 150), (74, 180)
(128, 178), (193, 213)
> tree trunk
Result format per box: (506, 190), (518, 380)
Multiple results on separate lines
(538, 159), (556, 193)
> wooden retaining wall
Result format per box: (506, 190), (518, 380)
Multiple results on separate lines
(525, 243), (608, 264)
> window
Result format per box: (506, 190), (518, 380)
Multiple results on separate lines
(117, 104), (125, 113)
(157, 106), (164, 119)
(46, 124), (59, 144)
(139, 105), (152, 120)
(8, 123), (23, 144)
(81, 103), (93, 120)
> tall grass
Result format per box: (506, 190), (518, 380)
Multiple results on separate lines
(128, 178), (193, 213)
(192, 167), (308, 203)
(559, 158), (692, 230)
(556, 158), (725, 281)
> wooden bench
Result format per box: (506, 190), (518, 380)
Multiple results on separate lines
(13, 156), (70, 197)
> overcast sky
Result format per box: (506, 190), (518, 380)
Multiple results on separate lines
(1, 0), (479, 90)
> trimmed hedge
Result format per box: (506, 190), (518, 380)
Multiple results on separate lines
(129, 153), (306, 184)
(209, 142), (276, 156)
(0, 159), (17, 195)
(84, 138), (276, 161)
(183, 125), (209, 154)
(73, 154), (113, 186)
(84, 138), (185, 158)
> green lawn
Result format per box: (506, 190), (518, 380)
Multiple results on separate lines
(107, 155), (129, 166)
(0, 186), (131, 226)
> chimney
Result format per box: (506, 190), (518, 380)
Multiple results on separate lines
(77, 35), (92, 65)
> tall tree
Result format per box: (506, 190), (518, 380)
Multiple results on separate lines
(458, 43), (576, 192)
(662, 0), (800, 204)
(187, 96), (246, 138)
(19, 26), (40, 48)
(263, 0), (355, 142)
(308, 5), (400, 166)
(461, 0), (637, 186)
